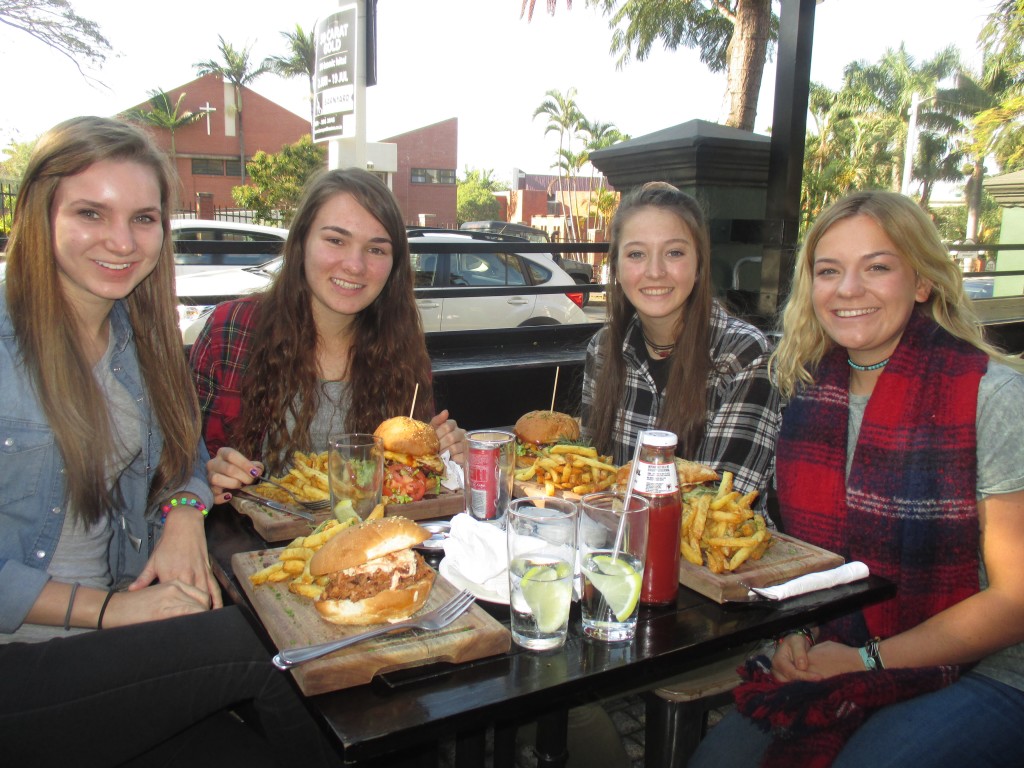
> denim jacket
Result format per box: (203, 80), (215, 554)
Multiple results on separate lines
(0, 293), (212, 633)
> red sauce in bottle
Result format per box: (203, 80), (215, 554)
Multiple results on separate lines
(634, 431), (682, 606)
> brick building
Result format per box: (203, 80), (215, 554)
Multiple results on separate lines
(122, 74), (312, 215)
(382, 118), (458, 229)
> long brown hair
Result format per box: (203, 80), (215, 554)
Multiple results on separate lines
(590, 181), (715, 458)
(234, 168), (433, 470)
(772, 189), (1024, 397)
(5, 116), (201, 524)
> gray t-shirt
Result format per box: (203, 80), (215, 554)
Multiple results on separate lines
(274, 380), (351, 461)
(848, 360), (1024, 690)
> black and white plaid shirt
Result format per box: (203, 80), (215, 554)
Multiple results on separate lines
(581, 302), (781, 498)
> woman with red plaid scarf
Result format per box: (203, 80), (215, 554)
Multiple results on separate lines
(691, 191), (1024, 768)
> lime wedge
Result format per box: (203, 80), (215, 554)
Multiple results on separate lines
(585, 555), (642, 622)
(333, 499), (358, 523)
(520, 563), (572, 633)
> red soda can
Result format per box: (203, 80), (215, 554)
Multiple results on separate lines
(465, 430), (515, 521)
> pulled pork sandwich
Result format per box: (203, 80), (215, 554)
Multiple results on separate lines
(309, 516), (435, 625)
(513, 410), (581, 466)
(373, 416), (446, 503)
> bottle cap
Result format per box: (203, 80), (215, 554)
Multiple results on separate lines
(641, 430), (677, 448)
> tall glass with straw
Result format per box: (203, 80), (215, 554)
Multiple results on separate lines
(578, 432), (651, 641)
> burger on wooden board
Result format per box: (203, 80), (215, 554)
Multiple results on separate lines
(373, 417), (446, 503)
(513, 410), (582, 466)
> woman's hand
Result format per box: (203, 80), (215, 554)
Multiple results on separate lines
(102, 580), (211, 629)
(432, 409), (468, 466)
(129, 507), (222, 608)
(771, 632), (823, 683)
(206, 446), (264, 504)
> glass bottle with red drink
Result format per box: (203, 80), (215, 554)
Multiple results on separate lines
(633, 430), (682, 606)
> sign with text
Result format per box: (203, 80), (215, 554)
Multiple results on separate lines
(313, 5), (357, 142)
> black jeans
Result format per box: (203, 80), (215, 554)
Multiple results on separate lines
(0, 606), (336, 768)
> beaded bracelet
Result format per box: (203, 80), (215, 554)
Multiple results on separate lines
(775, 627), (815, 648)
(159, 496), (208, 525)
(859, 636), (885, 671)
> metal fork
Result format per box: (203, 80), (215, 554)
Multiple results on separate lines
(256, 474), (331, 511)
(272, 589), (476, 670)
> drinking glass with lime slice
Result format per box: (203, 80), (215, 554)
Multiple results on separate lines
(579, 492), (650, 641)
(507, 498), (579, 651)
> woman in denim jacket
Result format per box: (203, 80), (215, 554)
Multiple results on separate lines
(0, 117), (332, 767)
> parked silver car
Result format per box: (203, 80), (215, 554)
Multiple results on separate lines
(178, 230), (589, 342)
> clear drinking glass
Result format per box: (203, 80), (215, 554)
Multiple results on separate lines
(506, 497), (579, 651)
(579, 492), (649, 642)
(327, 433), (384, 522)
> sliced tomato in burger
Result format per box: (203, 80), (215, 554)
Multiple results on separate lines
(384, 464), (429, 503)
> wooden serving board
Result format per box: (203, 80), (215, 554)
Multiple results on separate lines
(233, 549), (510, 696)
(231, 489), (465, 542)
(678, 532), (845, 603)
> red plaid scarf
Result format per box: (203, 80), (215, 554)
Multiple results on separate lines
(734, 312), (987, 766)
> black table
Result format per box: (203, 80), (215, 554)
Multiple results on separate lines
(205, 505), (895, 767)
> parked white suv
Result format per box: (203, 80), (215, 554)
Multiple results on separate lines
(171, 219), (288, 277)
(178, 230), (589, 342)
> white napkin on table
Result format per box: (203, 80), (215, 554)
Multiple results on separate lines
(439, 450), (463, 491)
(747, 561), (870, 601)
(442, 512), (508, 597)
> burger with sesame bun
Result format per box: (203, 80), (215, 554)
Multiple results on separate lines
(373, 416), (446, 503)
(309, 516), (435, 625)
(513, 410), (582, 467)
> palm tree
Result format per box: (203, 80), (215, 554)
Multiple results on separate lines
(534, 88), (582, 240)
(578, 118), (627, 233)
(522, 1), (774, 132)
(266, 24), (316, 125)
(194, 36), (272, 183)
(124, 89), (202, 161)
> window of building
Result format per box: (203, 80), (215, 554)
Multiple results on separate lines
(192, 158), (225, 176)
(411, 168), (456, 185)
(225, 159), (242, 177)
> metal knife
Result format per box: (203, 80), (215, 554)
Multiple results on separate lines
(234, 488), (316, 522)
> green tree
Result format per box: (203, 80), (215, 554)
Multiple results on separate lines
(123, 89), (202, 160)
(195, 36), (272, 183)
(266, 24), (316, 125)
(0, 0), (110, 74)
(232, 135), (326, 226)
(523, 0), (775, 132)
(0, 136), (35, 181)
(457, 168), (501, 225)
(579, 117), (627, 231)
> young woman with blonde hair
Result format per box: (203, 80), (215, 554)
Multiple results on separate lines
(692, 190), (1024, 767)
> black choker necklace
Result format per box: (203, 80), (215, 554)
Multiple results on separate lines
(643, 333), (675, 359)
(848, 356), (890, 372)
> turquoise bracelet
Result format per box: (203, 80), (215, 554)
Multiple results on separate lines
(159, 496), (208, 525)
(858, 636), (885, 671)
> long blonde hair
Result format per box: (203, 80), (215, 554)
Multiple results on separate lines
(5, 116), (201, 524)
(772, 189), (1023, 398)
(589, 181), (715, 457)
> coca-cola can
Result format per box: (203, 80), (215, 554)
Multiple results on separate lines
(464, 430), (515, 522)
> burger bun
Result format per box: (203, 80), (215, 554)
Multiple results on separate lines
(310, 516), (430, 576)
(514, 410), (580, 446)
(374, 416), (440, 457)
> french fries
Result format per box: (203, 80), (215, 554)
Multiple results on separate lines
(248, 517), (358, 597)
(679, 470), (773, 574)
(246, 451), (331, 504)
(513, 443), (618, 496)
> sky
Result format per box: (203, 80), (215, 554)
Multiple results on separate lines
(0, 0), (997, 183)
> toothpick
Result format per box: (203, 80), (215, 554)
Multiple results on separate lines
(549, 366), (560, 412)
(409, 383), (419, 418)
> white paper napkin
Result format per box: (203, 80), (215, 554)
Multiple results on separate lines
(440, 450), (463, 491)
(442, 512), (508, 597)
(747, 561), (870, 601)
